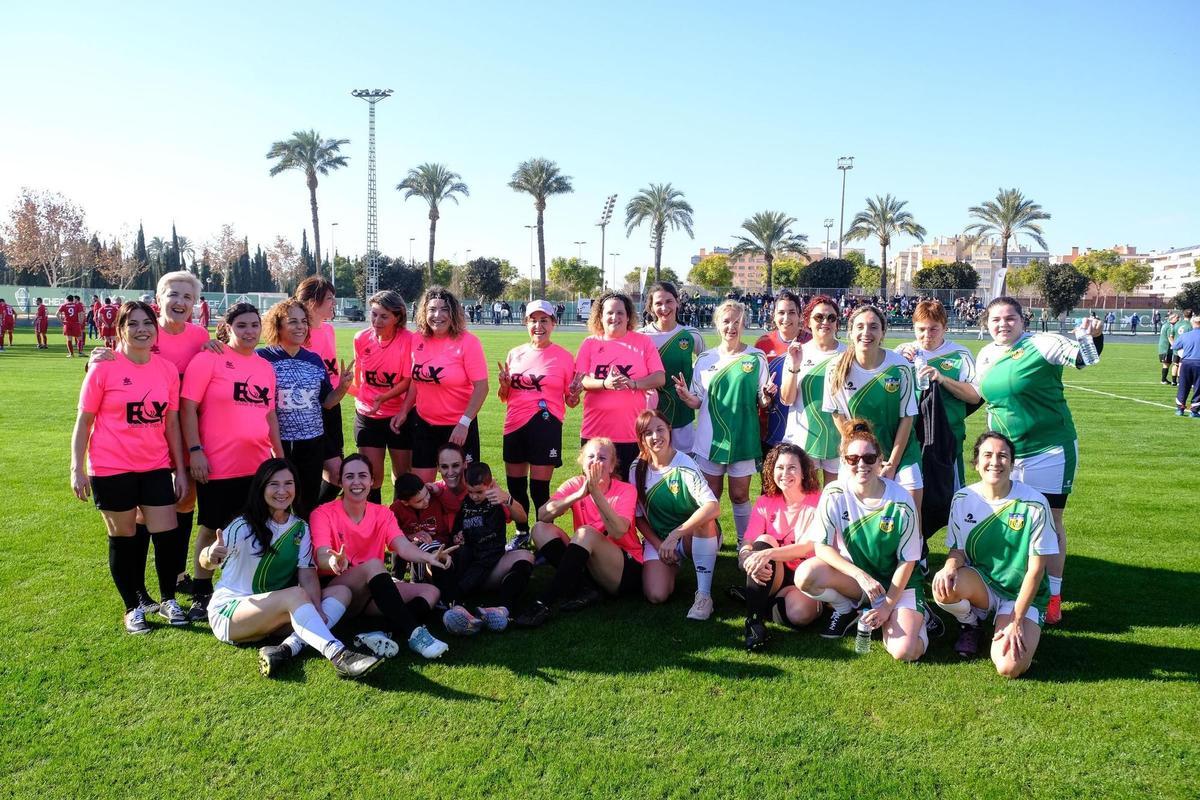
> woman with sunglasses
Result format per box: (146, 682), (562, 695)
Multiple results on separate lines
(754, 290), (811, 454)
(780, 294), (846, 485)
(794, 418), (927, 661)
(638, 281), (706, 454)
(932, 432), (1057, 677)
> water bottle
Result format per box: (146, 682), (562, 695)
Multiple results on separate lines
(913, 354), (930, 392)
(855, 597), (883, 655)
(1075, 329), (1100, 366)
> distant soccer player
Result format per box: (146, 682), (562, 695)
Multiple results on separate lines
(0, 298), (14, 349)
(34, 298), (49, 349)
(87, 294), (101, 340)
(197, 296), (210, 329)
(1169, 310), (1193, 385)
(1159, 310), (1178, 384)
(73, 295), (87, 351)
(58, 295), (83, 357)
(98, 297), (118, 349)
(1171, 313), (1200, 417)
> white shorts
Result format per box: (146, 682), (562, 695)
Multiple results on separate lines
(1012, 441), (1077, 497)
(671, 424), (695, 455)
(642, 538), (687, 563)
(692, 453), (757, 479)
(207, 590), (246, 644)
(857, 587), (929, 648)
(816, 456), (839, 474)
(839, 461), (923, 490)
(963, 567), (1045, 627)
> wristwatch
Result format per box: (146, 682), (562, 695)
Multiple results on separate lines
(189, 445), (204, 453)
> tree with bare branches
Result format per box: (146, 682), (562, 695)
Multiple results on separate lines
(3, 188), (90, 286)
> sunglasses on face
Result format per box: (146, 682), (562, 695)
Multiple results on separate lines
(843, 453), (880, 466)
(811, 313), (838, 323)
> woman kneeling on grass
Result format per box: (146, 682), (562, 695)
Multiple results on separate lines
(738, 443), (823, 652)
(200, 458), (380, 679)
(932, 432), (1057, 678)
(631, 410), (721, 621)
(794, 418), (927, 662)
(309, 454), (454, 662)
(514, 438), (642, 628)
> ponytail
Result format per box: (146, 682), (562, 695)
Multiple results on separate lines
(828, 305), (887, 395)
(837, 417), (881, 458)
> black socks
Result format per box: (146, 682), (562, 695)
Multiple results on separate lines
(540, 543), (590, 605)
(530, 479), (551, 520)
(498, 560), (534, 612)
(151, 529), (181, 601)
(536, 537), (567, 567)
(745, 541), (775, 621)
(133, 524), (151, 596)
(506, 475), (530, 531)
(367, 573), (418, 639)
(108, 536), (142, 611)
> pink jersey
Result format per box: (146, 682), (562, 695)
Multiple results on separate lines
(411, 332), (488, 426)
(310, 500), (401, 568)
(152, 323), (210, 376)
(78, 352), (180, 477)
(352, 327), (412, 418)
(575, 331), (665, 443)
(502, 342), (576, 434)
(181, 348), (276, 480)
(744, 492), (820, 570)
(550, 475), (642, 562)
(308, 321), (340, 389)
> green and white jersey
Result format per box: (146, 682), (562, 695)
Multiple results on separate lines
(895, 340), (978, 447)
(784, 340), (846, 460)
(947, 481), (1058, 612)
(977, 332), (1078, 458)
(213, 514), (313, 597)
(1174, 319), (1191, 342)
(690, 345), (768, 464)
(630, 450), (718, 537)
(639, 323), (705, 428)
(810, 478), (922, 590)
(821, 350), (921, 468)
(1158, 320), (1174, 354)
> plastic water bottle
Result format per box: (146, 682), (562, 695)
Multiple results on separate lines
(855, 597), (883, 655)
(913, 354), (930, 392)
(1075, 329), (1100, 366)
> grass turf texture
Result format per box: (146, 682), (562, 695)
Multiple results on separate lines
(1, 326), (1197, 800)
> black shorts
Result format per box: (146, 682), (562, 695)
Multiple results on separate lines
(354, 411), (411, 451)
(582, 438), (639, 482)
(1043, 492), (1068, 510)
(412, 412), (480, 469)
(1161, 351), (1174, 365)
(1174, 353), (1183, 365)
(322, 404), (344, 460)
(616, 552), (644, 596)
(503, 412), (563, 466)
(91, 468), (175, 512)
(196, 475), (254, 530)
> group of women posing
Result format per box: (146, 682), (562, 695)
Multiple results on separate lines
(71, 271), (1088, 678)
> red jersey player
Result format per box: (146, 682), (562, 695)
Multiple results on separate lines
(197, 297), (210, 329)
(34, 298), (48, 349)
(98, 298), (119, 348)
(58, 295), (84, 357)
(0, 299), (14, 349)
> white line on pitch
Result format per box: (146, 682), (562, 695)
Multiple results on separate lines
(1063, 383), (1177, 410)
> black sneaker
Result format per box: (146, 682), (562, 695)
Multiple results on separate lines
(745, 619), (769, 652)
(820, 608), (860, 639)
(137, 590), (160, 616)
(560, 585), (603, 613)
(187, 595), (210, 623)
(331, 648), (382, 679)
(954, 622), (984, 659)
(176, 574), (194, 596)
(726, 585), (747, 604)
(258, 645), (295, 677)
(124, 607), (151, 635)
(924, 609), (946, 639)
(514, 600), (551, 628)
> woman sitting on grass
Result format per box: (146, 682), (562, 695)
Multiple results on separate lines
(200, 458), (380, 679)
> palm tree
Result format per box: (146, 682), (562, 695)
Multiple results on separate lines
(266, 130), (350, 277)
(624, 183), (695, 283)
(728, 210), (807, 293)
(396, 163), (469, 284)
(176, 235), (195, 268)
(843, 194), (926, 298)
(508, 158), (573, 297)
(963, 188), (1050, 294)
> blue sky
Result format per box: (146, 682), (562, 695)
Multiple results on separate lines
(2, 1), (1197, 286)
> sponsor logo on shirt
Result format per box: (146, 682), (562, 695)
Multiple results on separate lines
(323, 357), (338, 376)
(883, 377), (900, 393)
(225, 360), (235, 369)
(122, 377), (133, 386)
(126, 396), (168, 425)
(549, 448), (558, 458)
(1006, 511), (1026, 531)
(845, 380), (856, 390)
(509, 372), (546, 391)
(593, 363), (634, 380)
(841, 511), (850, 522)
(364, 369), (397, 388)
(232, 381), (271, 406)
(678, 339), (690, 351)
(412, 363), (444, 384)
(940, 359), (955, 370)
(965, 513), (976, 523)
(277, 387), (318, 410)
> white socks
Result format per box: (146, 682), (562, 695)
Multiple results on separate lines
(289, 602), (344, 661)
(691, 535), (719, 596)
(803, 586), (856, 614)
(732, 502), (752, 548)
(282, 596), (347, 656)
(936, 597), (981, 626)
(1048, 575), (1062, 596)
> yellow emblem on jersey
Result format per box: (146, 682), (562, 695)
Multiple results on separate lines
(883, 377), (900, 393)
(940, 359), (955, 371)
(1010, 348), (1025, 360)
(879, 515), (895, 533)
(1007, 511), (1026, 531)
(679, 339), (690, 351)
(741, 359), (755, 373)
(667, 476), (680, 495)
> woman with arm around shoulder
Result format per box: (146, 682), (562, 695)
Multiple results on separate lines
(755, 289), (811, 454)
(296, 276), (351, 506)
(497, 299), (580, 549)
(637, 281), (706, 454)
(779, 294), (846, 485)
(392, 287), (488, 482)
(738, 443), (824, 651)
(976, 296), (1093, 626)
(631, 410), (721, 621)
(70, 301), (188, 633)
(932, 432), (1057, 677)
(514, 438), (643, 628)
(793, 418), (928, 662)
(576, 291), (667, 479)
(200, 458), (381, 679)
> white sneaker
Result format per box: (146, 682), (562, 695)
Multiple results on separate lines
(407, 625), (449, 659)
(686, 591), (714, 621)
(353, 630), (400, 658)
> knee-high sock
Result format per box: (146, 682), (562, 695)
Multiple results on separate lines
(540, 543), (590, 604)
(744, 541), (775, 621)
(1048, 575), (1062, 595)
(289, 602), (344, 660)
(935, 596), (980, 625)
(506, 475), (530, 532)
(368, 573), (419, 639)
(529, 479), (551, 521)
(691, 535), (719, 596)
(108, 536), (142, 611)
(536, 537), (567, 567)
(803, 586), (856, 614)
(1162, 364), (1170, 382)
(175, 510), (194, 579)
(133, 524), (151, 595)
(772, 596), (802, 630)
(317, 480), (341, 505)
(367, 487), (382, 505)
(499, 560), (534, 612)
(732, 501), (752, 548)
(282, 596), (347, 655)
(150, 528), (180, 601)
(405, 596), (432, 625)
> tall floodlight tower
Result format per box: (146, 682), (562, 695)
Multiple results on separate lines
(596, 194), (617, 289)
(351, 88), (393, 296)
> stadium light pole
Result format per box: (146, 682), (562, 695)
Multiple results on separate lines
(610, 253), (620, 289)
(573, 241), (587, 263)
(351, 88), (393, 297)
(330, 221), (339, 290)
(836, 156), (854, 259)
(823, 218), (834, 258)
(524, 224), (536, 301)
(596, 194), (617, 289)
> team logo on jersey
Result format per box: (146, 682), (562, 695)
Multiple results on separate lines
(593, 364), (634, 380)
(667, 475), (680, 495)
(882, 377), (900, 393)
(1006, 511), (1026, 531)
(122, 377), (133, 386)
(679, 339), (690, 351)
(879, 515), (895, 533)
(232, 381), (271, 406)
(940, 359), (955, 370)
(126, 397), (168, 425)
(741, 359), (755, 373)
(412, 363), (444, 384)
(364, 369), (397, 388)
(1010, 348), (1025, 360)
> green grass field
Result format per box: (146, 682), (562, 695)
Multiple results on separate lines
(2, 326), (1197, 799)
